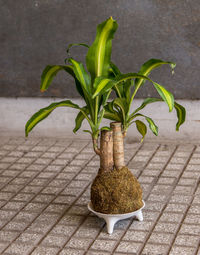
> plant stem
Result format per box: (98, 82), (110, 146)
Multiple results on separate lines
(100, 130), (114, 172)
(95, 96), (99, 125)
(110, 122), (125, 169)
(92, 137), (100, 156)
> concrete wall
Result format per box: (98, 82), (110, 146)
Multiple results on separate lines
(1, 0), (200, 99)
(0, 98), (199, 141)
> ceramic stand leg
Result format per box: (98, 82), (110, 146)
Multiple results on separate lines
(136, 210), (143, 221)
(105, 218), (118, 234)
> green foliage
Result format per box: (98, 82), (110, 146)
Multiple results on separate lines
(93, 58), (186, 141)
(25, 17), (117, 139)
(25, 17), (186, 142)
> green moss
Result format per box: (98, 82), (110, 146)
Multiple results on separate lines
(91, 166), (143, 214)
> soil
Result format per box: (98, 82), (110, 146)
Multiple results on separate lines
(91, 166), (143, 214)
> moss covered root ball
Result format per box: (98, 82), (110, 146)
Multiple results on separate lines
(91, 166), (143, 214)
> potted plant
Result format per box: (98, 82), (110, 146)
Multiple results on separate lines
(25, 17), (185, 233)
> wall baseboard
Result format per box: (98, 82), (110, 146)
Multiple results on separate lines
(0, 98), (198, 142)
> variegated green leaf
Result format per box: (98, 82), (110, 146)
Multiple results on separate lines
(92, 73), (150, 98)
(103, 109), (121, 122)
(130, 98), (161, 117)
(128, 113), (158, 136)
(40, 65), (85, 99)
(25, 100), (84, 137)
(101, 126), (112, 131)
(109, 62), (121, 76)
(66, 43), (89, 54)
(68, 58), (91, 94)
(145, 116), (158, 136)
(135, 120), (147, 142)
(135, 59), (176, 89)
(73, 107), (89, 133)
(92, 76), (113, 98)
(113, 97), (129, 124)
(174, 102), (186, 131)
(86, 17), (118, 81)
(40, 65), (70, 92)
(153, 82), (174, 112)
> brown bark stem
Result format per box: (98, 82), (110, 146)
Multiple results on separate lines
(110, 122), (125, 169)
(100, 130), (114, 172)
(92, 137), (100, 156)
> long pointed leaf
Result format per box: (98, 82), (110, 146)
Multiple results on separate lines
(103, 109), (121, 122)
(153, 82), (174, 112)
(92, 77), (113, 98)
(145, 116), (158, 136)
(40, 65), (69, 92)
(135, 59), (176, 88)
(25, 100), (82, 137)
(135, 120), (147, 142)
(73, 107), (89, 133)
(129, 113), (158, 136)
(66, 43), (89, 54)
(40, 65), (85, 99)
(86, 17), (118, 81)
(174, 102), (186, 131)
(113, 97), (129, 124)
(68, 58), (91, 94)
(130, 98), (161, 118)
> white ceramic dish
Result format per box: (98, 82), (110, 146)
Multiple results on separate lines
(88, 200), (145, 234)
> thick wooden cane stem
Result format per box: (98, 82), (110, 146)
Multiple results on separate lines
(92, 138), (100, 156)
(110, 122), (125, 169)
(100, 130), (114, 172)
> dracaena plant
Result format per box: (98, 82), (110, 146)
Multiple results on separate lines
(25, 16), (185, 150)
(92, 59), (186, 141)
(25, 17), (119, 152)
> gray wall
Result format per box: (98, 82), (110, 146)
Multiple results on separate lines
(1, 0), (200, 99)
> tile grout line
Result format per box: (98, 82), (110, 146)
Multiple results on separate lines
(27, 141), (98, 254)
(0, 138), (56, 205)
(167, 146), (200, 255)
(139, 144), (197, 255)
(136, 144), (179, 255)
(0, 139), (74, 253)
(110, 143), (161, 255)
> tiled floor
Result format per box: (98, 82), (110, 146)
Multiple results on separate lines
(0, 137), (199, 255)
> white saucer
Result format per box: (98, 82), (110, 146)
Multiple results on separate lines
(88, 200), (145, 234)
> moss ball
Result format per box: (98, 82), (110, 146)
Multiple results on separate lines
(91, 166), (143, 214)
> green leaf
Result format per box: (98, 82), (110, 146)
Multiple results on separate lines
(135, 120), (147, 142)
(104, 110), (121, 122)
(86, 17), (118, 81)
(135, 59), (176, 89)
(174, 102), (186, 131)
(68, 58), (91, 94)
(101, 126), (112, 131)
(73, 107), (89, 133)
(40, 65), (86, 99)
(113, 97), (129, 124)
(109, 62), (121, 76)
(40, 65), (67, 92)
(123, 79), (133, 100)
(153, 82), (174, 112)
(83, 130), (92, 135)
(130, 98), (161, 117)
(66, 43), (89, 54)
(25, 100), (82, 137)
(92, 73), (148, 98)
(104, 103), (121, 122)
(129, 113), (158, 136)
(92, 76), (113, 98)
(145, 116), (158, 136)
